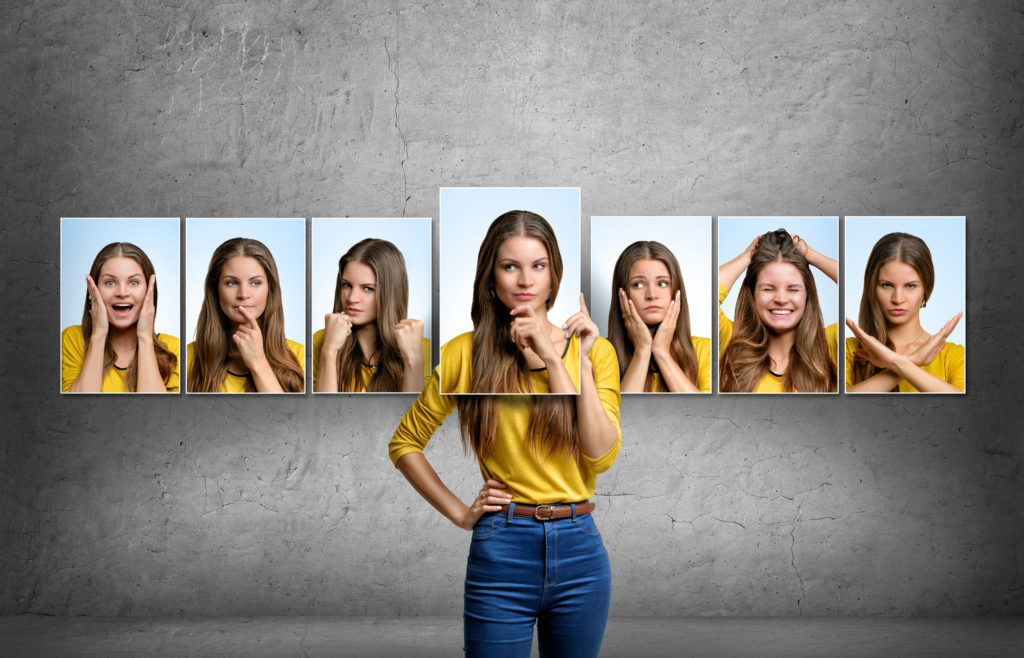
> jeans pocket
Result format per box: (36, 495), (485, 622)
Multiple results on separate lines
(577, 513), (602, 536)
(471, 513), (508, 540)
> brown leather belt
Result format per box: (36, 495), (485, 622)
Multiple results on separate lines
(498, 501), (595, 521)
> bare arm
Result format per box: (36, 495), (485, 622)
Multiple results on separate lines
(134, 276), (167, 392)
(395, 453), (511, 530)
(564, 294), (619, 459)
(69, 276), (108, 393)
(846, 316), (963, 393)
(718, 238), (757, 294)
(650, 290), (699, 393)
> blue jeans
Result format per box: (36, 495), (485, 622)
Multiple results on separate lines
(463, 503), (612, 657)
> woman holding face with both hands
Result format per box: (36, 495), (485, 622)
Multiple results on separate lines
(62, 242), (179, 392)
(187, 237), (304, 393)
(313, 238), (428, 393)
(846, 232), (963, 393)
(389, 211), (620, 657)
(719, 229), (838, 393)
(608, 240), (711, 392)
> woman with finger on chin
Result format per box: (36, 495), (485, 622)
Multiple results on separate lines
(608, 240), (711, 392)
(313, 238), (428, 393)
(62, 242), (179, 393)
(846, 232), (964, 393)
(187, 237), (304, 393)
(719, 229), (838, 393)
(389, 210), (621, 657)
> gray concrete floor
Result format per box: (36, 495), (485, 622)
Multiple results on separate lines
(1, 616), (1022, 657)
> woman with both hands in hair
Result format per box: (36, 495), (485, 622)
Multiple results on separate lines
(389, 210), (621, 657)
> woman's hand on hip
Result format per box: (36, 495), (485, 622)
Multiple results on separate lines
(458, 479), (512, 530)
(563, 292), (600, 356)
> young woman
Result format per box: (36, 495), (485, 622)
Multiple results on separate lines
(608, 240), (711, 392)
(719, 229), (838, 393)
(313, 238), (429, 393)
(62, 242), (178, 393)
(187, 237), (304, 393)
(846, 232), (964, 392)
(388, 210), (621, 657)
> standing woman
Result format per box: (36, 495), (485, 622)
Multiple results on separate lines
(187, 237), (304, 393)
(846, 232), (964, 392)
(313, 238), (428, 392)
(62, 242), (179, 392)
(389, 211), (621, 657)
(719, 229), (838, 393)
(608, 240), (711, 392)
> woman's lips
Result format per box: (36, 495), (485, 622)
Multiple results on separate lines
(888, 308), (907, 316)
(643, 305), (663, 312)
(345, 307), (362, 314)
(769, 309), (794, 315)
(514, 293), (535, 301)
(111, 303), (134, 316)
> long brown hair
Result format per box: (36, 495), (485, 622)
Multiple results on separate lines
(851, 232), (935, 386)
(720, 229), (836, 392)
(456, 210), (578, 459)
(82, 242), (177, 390)
(332, 238), (410, 392)
(188, 237), (304, 392)
(607, 241), (699, 391)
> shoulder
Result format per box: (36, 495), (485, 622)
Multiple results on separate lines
(826, 323), (839, 342)
(421, 337), (430, 350)
(186, 341), (195, 360)
(690, 335), (711, 354)
(439, 332), (473, 393)
(312, 328), (325, 345)
(156, 334), (180, 353)
(286, 338), (305, 360)
(61, 325), (85, 345)
(587, 335), (615, 360)
(440, 332), (473, 359)
(939, 341), (964, 361)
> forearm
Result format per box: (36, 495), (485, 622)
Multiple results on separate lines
(888, 355), (962, 393)
(315, 349), (340, 392)
(543, 351), (579, 394)
(395, 452), (468, 527)
(250, 360), (285, 393)
(577, 356), (619, 459)
(401, 355), (425, 393)
(135, 338), (168, 392)
(619, 348), (651, 393)
(806, 248), (838, 283)
(651, 348), (699, 392)
(718, 252), (751, 293)
(846, 369), (902, 393)
(69, 337), (106, 392)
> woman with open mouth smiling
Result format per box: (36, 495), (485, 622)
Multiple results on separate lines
(389, 210), (621, 657)
(187, 237), (304, 393)
(607, 240), (711, 392)
(62, 242), (179, 393)
(313, 238), (429, 392)
(846, 232), (964, 393)
(719, 229), (838, 393)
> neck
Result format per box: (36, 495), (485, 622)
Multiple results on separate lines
(885, 316), (925, 348)
(767, 331), (796, 372)
(108, 326), (138, 363)
(354, 323), (379, 362)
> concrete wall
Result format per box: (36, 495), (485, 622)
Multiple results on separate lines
(2, 0), (1022, 616)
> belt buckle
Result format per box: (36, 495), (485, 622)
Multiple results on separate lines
(533, 504), (553, 521)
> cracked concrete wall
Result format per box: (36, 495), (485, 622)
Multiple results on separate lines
(2, 0), (1022, 616)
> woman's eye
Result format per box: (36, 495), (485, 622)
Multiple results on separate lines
(657, 281), (669, 288)
(103, 280), (115, 286)
(533, 263), (545, 270)
(631, 282), (643, 289)
(251, 280), (262, 287)
(906, 284), (916, 289)
(363, 286), (374, 293)
(504, 264), (517, 271)
(129, 280), (140, 286)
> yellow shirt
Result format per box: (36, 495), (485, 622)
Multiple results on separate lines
(718, 282), (838, 392)
(312, 329), (431, 392)
(389, 332), (621, 505)
(186, 340), (304, 392)
(845, 338), (965, 392)
(61, 325), (179, 393)
(646, 335), (712, 393)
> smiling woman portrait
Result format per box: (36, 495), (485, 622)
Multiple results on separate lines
(389, 210), (621, 657)
(61, 241), (179, 393)
(718, 223), (838, 393)
(186, 237), (304, 393)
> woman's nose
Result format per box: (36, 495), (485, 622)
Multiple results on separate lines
(518, 271), (533, 287)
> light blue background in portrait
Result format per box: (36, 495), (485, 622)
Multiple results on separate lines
(718, 217), (840, 328)
(439, 188), (581, 344)
(60, 218), (180, 338)
(311, 218), (433, 358)
(591, 217), (712, 339)
(845, 217), (965, 345)
(185, 218), (306, 347)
